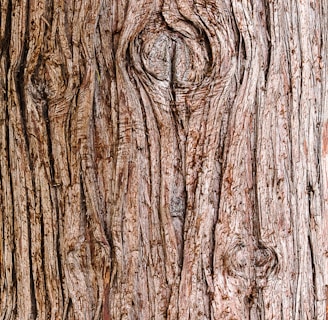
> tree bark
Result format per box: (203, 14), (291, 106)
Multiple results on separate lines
(0, 0), (327, 319)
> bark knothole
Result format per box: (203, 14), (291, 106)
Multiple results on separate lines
(223, 241), (250, 279)
(220, 239), (279, 285)
(135, 14), (211, 90)
(254, 244), (279, 285)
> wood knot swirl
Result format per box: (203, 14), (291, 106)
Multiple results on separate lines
(133, 15), (211, 88)
(223, 241), (250, 279)
(29, 54), (67, 103)
(254, 244), (279, 285)
(223, 241), (279, 282)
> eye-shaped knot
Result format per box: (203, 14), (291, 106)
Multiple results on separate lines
(134, 17), (211, 88)
(222, 240), (279, 283)
(254, 244), (279, 282)
(223, 241), (251, 279)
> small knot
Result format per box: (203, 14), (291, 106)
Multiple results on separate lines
(254, 244), (279, 285)
(223, 241), (250, 279)
(135, 15), (211, 88)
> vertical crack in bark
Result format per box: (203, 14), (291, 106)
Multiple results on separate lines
(0, 0), (12, 58)
(43, 100), (55, 184)
(0, 3), (16, 308)
(15, 2), (32, 184)
(12, 0), (39, 317)
(308, 233), (317, 318)
(39, 193), (48, 315)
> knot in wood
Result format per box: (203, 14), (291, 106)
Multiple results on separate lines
(136, 17), (211, 88)
(224, 241), (250, 279)
(254, 245), (279, 284)
(29, 54), (67, 103)
(223, 241), (279, 283)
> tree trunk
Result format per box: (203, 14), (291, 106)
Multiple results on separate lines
(0, 0), (327, 319)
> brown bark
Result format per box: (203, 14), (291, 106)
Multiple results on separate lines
(0, 0), (327, 319)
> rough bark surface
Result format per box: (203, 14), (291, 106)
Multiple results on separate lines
(0, 0), (327, 319)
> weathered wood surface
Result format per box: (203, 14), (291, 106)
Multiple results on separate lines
(0, 0), (327, 319)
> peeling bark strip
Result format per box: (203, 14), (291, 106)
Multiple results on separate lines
(0, 0), (327, 319)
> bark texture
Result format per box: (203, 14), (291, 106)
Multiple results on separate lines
(0, 0), (327, 319)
